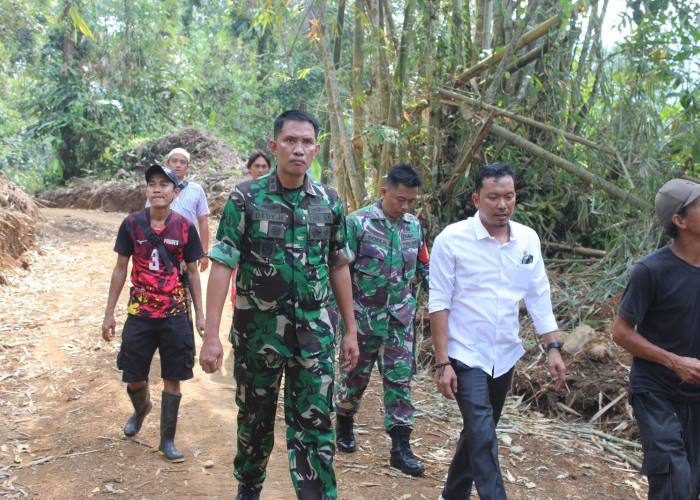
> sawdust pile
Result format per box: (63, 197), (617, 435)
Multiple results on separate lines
(0, 180), (38, 283)
(36, 128), (247, 215)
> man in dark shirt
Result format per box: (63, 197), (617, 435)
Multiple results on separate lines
(613, 179), (700, 499)
(102, 164), (205, 463)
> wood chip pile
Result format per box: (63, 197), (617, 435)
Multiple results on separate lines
(0, 180), (38, 284)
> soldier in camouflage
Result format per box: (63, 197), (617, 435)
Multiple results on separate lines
(334, 164), (429, 476)
(199, 110), (359, 500)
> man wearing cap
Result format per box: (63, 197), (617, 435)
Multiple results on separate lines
(146, 148), (210, 271)
(102, 164), (205, 463)
(613, 179), (700, 500)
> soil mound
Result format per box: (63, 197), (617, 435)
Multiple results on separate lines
(36, 128), (248, 215)
(0, 179), (39, 283)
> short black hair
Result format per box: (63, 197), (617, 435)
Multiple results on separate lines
(475, 162), (516, 192)
(273, 109), (320, 140)
(665, 204), (687, 239)
(386, 163), (423, 189)
(246, 150), (271, 170)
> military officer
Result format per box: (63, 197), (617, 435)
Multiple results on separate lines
(199, 110), (359, 500)
(334, 164), (429, 476)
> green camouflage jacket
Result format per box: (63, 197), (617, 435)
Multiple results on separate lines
(346, 199), (429, 336)
(209, 170), (349, 357)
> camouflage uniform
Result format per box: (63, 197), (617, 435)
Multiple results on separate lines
(334, 199), (429, 430)
(209, 170), (348, 499)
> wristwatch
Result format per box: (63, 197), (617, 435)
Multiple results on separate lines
(546, 342), (563, 352)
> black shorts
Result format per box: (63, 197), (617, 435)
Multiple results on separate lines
(117, 314), (195, 383)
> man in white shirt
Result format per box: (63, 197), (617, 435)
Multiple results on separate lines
(146, 148), (210, 271)
(429, 163), (566, 500)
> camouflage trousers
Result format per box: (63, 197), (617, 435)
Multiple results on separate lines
(233, 347), (337, 500)
(334, 322), (415, 430)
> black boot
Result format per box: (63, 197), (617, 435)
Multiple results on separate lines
(389, 426), (425, 476)
(236, 484), (262, 500)
(158, 392), (184, 463)
(123, 384), (152, 437)
(336, 414), (356, 453)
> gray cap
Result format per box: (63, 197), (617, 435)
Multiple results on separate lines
(145, 163), (179, 188)
(655, 179), (700, 228)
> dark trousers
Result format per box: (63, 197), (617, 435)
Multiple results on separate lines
(442, 359), (514, 500)
(632, 392), (700, 500)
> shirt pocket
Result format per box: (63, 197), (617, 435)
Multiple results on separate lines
(307, 223), (332, 265)
(252, 222), (286, 264)
(513, 262), (535, 289)
(354, 242), (385, 277)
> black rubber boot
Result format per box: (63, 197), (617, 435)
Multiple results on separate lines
(158, 392), (184, 463)
(236, 484), (262, 500)
(389, 426), (425, 476)
(123, 384), (152, 437)
(336, 414), (356, 453)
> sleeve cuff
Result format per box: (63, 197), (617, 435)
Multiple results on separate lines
(209, 241), (240, 269)
(534, 316), (558, 335)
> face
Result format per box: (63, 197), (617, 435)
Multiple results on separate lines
(165, 153), (189, 182)
(248, 156), (271, 180)
(675, 197), (700, 236)
(146, 173), (179, 208)
(472, 175), (516, 232)
(269, 120), (320, 182)
(381, 184), (420, 221)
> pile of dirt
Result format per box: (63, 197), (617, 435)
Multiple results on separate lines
(36, 128), (248, 215)
(0, 179), (38, 283)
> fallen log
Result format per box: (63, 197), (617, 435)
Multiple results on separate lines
(544, 242), (607, 258)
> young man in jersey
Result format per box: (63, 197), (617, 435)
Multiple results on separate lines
(102, 164), (205, 462)
(146, 148), (210, 272)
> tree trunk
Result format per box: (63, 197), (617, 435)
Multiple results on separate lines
(317, 0), (366, 211)
(351, 0), (366, 183)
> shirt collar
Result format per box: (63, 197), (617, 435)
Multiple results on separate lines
(267, 170), (314, 195)
(372, 198), (408, 223)
(473, 211), (517, 241)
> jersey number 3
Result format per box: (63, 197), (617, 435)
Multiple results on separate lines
(149, 249), (160, 271)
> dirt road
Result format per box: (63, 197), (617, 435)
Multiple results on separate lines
(1, 208), (646, 499)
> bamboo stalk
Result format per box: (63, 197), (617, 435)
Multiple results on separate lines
(589, 392), (627, 423)
(441, 110), (497, 199)
(544, 242), (607, 257)
(434, 87), (618, 155)
(458, 108), (651, 212)
(455, 14), (562, 83)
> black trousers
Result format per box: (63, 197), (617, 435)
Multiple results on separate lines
(441, 359), (514, 500)
(632, 392), (700, 500)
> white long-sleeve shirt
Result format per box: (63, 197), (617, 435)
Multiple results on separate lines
(428, 213), (557, 377)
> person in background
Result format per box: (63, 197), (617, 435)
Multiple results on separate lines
(199, 110), (359, 500)
(429, 162), (566, 500)
(231, 151), (273, 308)
(613, 179), (700, 500)
(102, 164), (205, 463)
(334, 163), (429, 477)
(246, 150), (272, 180)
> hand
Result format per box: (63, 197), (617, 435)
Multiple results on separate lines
(199, 337), (224, 374)
(340, 333), (359, 373)
(102, 315), (116, 342)
(436, 363), (458, 400)
(195, 317), (205, 338)
(199, 256), (209, 273)
(547, 349), (566, 391)
(671, 355), (700, 384)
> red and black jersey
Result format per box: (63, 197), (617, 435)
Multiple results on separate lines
(114, 209), (205, 318)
